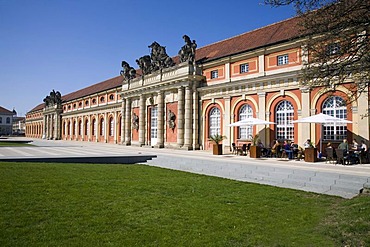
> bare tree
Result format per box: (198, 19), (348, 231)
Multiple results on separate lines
(264, 0), (370, 102)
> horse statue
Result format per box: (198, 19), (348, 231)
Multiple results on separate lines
(148, 41), (175, 71)
(43, 89), (62, 107)
(136, 55), (152, 75)
(120, 61), (136, 81)
(178, 35), (197, 63)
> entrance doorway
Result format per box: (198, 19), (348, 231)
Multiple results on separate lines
(150, 106), (158, 146)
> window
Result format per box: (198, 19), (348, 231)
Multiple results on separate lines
(240, 63), (249, 73)
(277, 54), (289, 66)
(100, 97), (105, 103)
(73, 103), (76, 109)
(72, 120), (76, 135)
(276, 100), (294, 140)
(151, 107), (158, 139)
(6, 117), (10, 124)
(209, 107), (221, 137)
(109, 94), (114, 101)
(78, 120), (82, 136)
(92, 99), (97, 104)
(85, 100), (89, 106)
(78, 102), (82, 108)
(0, 117), (2, 124)
(92, 119), (96, 136)
(326, 43), (341, 55)
(100, 118), (105, 136)
(322, 96), (347, 140)
(85, 119), (89, 136)
(238, 104), (253, 139)
(109, 117), (114, 136)
(211, 70), (218, 79)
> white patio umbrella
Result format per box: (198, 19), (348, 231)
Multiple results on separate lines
(292, 113), (352, 154)
(228, 117), (275, 127)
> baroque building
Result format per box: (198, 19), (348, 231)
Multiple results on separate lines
(25, 16), (370, 152)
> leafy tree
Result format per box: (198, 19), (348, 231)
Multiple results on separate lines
(264, 0), (370, 102)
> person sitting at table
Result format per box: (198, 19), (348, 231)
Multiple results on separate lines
(257, 140), (268, 157)
(283, 140), (293, 159)
(290, 141), (299, 158)
(303, 139), (313, 148)
(271, 140), (280, 157)
(295, 146), (304, 161)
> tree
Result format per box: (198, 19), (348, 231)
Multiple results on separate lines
(264, 0), (370, 103)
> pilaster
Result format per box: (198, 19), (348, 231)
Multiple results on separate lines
(183, 84), (193, 150)
(124, 98), (132, 145)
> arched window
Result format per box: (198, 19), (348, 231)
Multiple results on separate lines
(100, 118), (105, 136)
(6, 117), (10, 124)
(62, 122), (66, 135)
(276, 100), (294, 140)
(209, 107), (221, 137)
(322, 96), (347, 140)
(78, 120), (82, 136)
(92, 119), (96, 136)
(109, 117), (114, 136)
(238, 104), (253, 139)
(85, 119), (89, 136)
(67, 121), (71, 136)
(72, 120), (76, 135)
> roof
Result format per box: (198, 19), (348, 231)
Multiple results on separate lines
(28, 16), (302, 114)
(195, 16), (302, 62)
(0, 106), (14, 115)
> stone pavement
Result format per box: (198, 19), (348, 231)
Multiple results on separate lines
(1, 137), (370, 199)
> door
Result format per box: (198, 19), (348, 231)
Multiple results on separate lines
(150, 106), (158, 146)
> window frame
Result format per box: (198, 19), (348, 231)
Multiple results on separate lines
(275, 100), (294, 141)
(210, 70), (219, 79)
(240, 63), (249, 73)
(209, 107), (221, 137)
(277, 54), (289, 66)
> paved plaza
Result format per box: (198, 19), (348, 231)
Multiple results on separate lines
(1, 137), (370, 199)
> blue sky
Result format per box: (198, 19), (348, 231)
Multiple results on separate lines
(0, 0), (295, 116)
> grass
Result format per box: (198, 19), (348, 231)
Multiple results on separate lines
(0, 142), (33, 147)
(0, 162), (369, 246)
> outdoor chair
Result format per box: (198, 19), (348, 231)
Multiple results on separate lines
(231, 143), (237, 154)
(325, 148), (335, 164)
(241, 144), (248, 156)
(358, 148), (368, 164)
(335, 148), (348, 165)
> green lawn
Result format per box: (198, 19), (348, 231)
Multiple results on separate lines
(0, 142), (33, 147)
(0, 162), (369, 246)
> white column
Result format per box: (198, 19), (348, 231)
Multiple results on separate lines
(124, 98), (132, 145)
(157, 90), (165, 148)
(139, 94), (146, 146)
(183, 84), (193, 150)
(177, 86), (185, 147)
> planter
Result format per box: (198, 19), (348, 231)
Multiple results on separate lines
(249, 145), (261, 158)
(213, 144), (223, 155)
(304, 148), (317, 162)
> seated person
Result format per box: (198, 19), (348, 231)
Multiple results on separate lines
(271, 140), (280, 157)
(257, 140), (267, 157)
(283, 140), (293, 159)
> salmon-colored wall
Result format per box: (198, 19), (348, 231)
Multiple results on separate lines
(231, 57), (259, 77)
(265, 48), (301, 71)
(203, 65), (225, 83)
